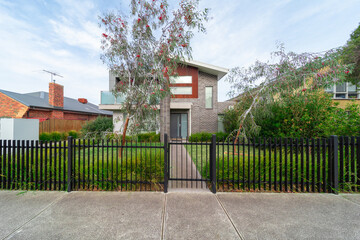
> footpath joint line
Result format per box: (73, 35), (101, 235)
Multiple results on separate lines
(2, 193), (67, 240)
(161, 193), (167, 240)
(215, 194), (244, 240)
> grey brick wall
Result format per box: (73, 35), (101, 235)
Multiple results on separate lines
(170, 71), (234, 134)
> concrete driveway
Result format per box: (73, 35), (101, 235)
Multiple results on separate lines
(1, 191), (360, 240)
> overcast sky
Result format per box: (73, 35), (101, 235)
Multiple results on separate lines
(0, 0), (359, 103)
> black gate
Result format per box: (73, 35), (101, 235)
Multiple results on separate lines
(163, 134), (216, 193)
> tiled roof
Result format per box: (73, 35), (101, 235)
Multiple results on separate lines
(0, 89), (112, 116)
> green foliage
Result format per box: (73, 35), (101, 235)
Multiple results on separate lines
(104, 132), (135, 142)
(324, 102), (360, 136)
(341, 23), (360, 83)
(215, 132), (228, 141)
(68, 130), (79, 139)
(81, 117), (113, 139)
(137, 132), (160, 142)
(49, 131), (62, 141)
(232, 90), (360, 138)
(274, 90), (334, 138)
(61, 132), (69, 140)
(39, 132), (51, 142)
(223, 108), (239, 134)
(188, 132), (228, 142)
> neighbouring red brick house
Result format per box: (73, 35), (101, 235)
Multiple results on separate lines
(0, 82), (112, 121)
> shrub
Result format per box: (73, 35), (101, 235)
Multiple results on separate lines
(49, 131), (62, 141)
(39, 132), (51, 142)
(137, 132), (160, 142)
(81, 116), (113, 139)
(323, 102), (360, 136)
(68, 130), (79, 139)
(188, 132), (213, 142)
(61, 132), (69, 141)
(215, 132), (228, 141)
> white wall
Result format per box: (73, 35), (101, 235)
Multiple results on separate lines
(0, 118), (39, 141)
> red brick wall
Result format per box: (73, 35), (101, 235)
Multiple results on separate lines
(49, 82), (64, 107)
(0, 92), (29, 118)
(63, 112), (98, 121)
(51, 110), (64, 119)
(27, 109), (52, 119)
(27, 108), (103, 121)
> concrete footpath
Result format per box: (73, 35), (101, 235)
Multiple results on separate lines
(0, 191), (360, 240)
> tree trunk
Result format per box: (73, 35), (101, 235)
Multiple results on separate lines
(119, 116), (129, 158)
(234, 124), (242, 145)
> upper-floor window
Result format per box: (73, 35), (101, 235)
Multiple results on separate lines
(170, 76), (193, 96)
(205, 86), (213, 108)
(171, 87), (192, 95)
(170, 76), (192, 84)
(325, 82), (359, 99)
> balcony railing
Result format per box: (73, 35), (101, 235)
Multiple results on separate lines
(100, 91), (160, 105)
(100, 91), (125, 105)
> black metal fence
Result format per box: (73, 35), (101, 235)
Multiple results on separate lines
(0, 138), (164, 192)
(215, 136), (359, 193)
(0, 135), (359, 193)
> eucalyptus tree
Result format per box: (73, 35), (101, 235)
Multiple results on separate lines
(100, 0), (209, 145)
(227, 43), (353, 141)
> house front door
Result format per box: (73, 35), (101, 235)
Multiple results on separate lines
(170, 113), (188, 139)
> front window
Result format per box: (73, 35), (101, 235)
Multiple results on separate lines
(170, 87), (192, 95)
(170, 76), (192, 84)
(205, 86), (213, 109)
(325, 82), (359, 99)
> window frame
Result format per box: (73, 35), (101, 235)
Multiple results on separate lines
(325, 82), (359, 99)
(205, 86), (213, 109)
(170, 86), (193, 95)
(170, 76), (192, 84)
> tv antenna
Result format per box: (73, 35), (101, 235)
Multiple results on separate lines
(42, 70), (63, 83)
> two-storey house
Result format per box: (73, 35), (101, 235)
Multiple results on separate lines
(99, 60), (235, 140)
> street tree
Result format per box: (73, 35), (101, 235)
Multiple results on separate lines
(226, 43), (353, 141)
(99, 0), (209, 146)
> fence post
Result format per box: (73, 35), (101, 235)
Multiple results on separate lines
(210, 134), (217, 194)
(164, 134), (168, 193)
(67, 136), (73, 192)
(331, 135), (339, 194)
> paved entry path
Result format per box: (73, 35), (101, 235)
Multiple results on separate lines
(1, 191), (360, 239)
(168, 144), (208, 191)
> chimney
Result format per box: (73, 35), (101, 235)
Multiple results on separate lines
(49, 82), (64, 108)
(78, 98), (88, 104)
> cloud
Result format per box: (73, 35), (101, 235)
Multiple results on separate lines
(49, 19), (101, 51)
(0, 1), (108, 104)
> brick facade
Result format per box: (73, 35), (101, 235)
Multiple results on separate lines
(160, 70), (235, 139)
(49, 82), (64, 107)
(63, 112), (98, 121)
(26, 109), (52, 119)
(0, 92), (29, 118)
(51, 110), (64, 119)
(171, 71), (220, 133)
